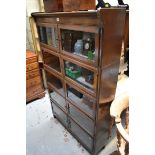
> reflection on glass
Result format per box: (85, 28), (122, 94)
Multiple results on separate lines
(46, 71), (64, 96)
(61, 29), (95, 61)
(38, 26), (58, 48)
(50, 91), (66, 111)
(70, 119), (93, 150)
(67, 85), (95, 118)
(64, 60), (95, 90)
(52, 103), (67, 126)
(38, 26), (47, 44)
(69, 103), (94, 136)
(42, 51), (61, 72)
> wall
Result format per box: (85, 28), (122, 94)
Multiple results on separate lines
(26, 0), (42, 51)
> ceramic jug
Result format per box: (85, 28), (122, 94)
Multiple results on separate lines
(74, 39), (83, 54)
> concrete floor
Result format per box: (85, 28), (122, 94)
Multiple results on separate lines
(26, 91), (117, 155)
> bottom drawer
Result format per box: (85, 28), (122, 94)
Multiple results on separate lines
(26, 69), (40, 80)
(69, 118), (93, 151)
(52, 103), (68, 127)
(26, 76), (41, 88)
(26, 85), (43, 98)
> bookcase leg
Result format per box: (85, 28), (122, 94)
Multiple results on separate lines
(53, 115), (57, 118)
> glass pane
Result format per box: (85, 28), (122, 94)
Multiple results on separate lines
(38, 26), (58, 48)
(61, 29), (96, 61)
(52, 103), (68, 127)
(69, 103), (94, 136)
(51, 92), (66, 111)
(48, 87), (66, 111)
(38, 26), (47, 44)
(70, 118), (93, 151)
(67, 85), (95, 118)
(42, 51), (61, 72)
(64, 60), (96, 90)
(46, 71), (64, 96)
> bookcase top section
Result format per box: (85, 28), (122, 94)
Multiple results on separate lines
(31, 8), (125, 18)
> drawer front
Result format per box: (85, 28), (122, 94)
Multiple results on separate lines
(26, 56), (37, 64)
(68, 102), (94, 136)
(26, 85), (43, 98)
(52, 103), (68, 127)
(26, 76), (41, 88)
(49, 89), (67, 112)
(69, 118), (93, 151)
(26, 69), (40, 80)
(26, 62), (38, 72)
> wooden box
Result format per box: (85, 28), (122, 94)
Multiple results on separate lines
(43, 0), (96, 12)
(43, 0), (63, 12)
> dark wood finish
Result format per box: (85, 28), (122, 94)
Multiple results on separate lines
(32, 8), (126, 155)
(99, 9), (126, 68)
(43, 0), (95, 13)
(58, 24), (99, 33)
(26, 51), (45, 102)
(123, 10), (129, 53)
(43, 0), (63, 13)
(79, 0), (96, 11)
(62, 0), (80, 12)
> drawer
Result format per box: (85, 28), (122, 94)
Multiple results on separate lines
(26, 56), (37, 64)
(26, 76), (41, 88)
(68, 102), (94, 137)
(26, 62), (38, 72)
(69, 118), (93, 151)
(52, 103), (68, 127)
(26, 69), (40, 80)
(26, 85), (43, 98)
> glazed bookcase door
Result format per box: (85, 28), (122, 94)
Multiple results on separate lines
(58, 24), (99, 67)
(66, 82), (96, 119)
(68, 101), (95, 137)
(41, 47), (62, 77)
(37, 23), (58, 52)
(69, 117), (93, 152)
(45, 69), (65, 97)
(63, 58), (98, 96)
(52, 102), (68, 127)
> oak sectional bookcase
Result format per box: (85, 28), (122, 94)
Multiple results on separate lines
(32, 8), (126, 155)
